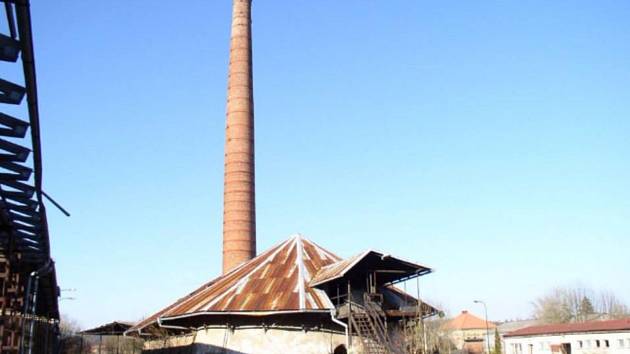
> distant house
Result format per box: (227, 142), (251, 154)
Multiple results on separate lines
(498, 320), (542, 336)
(494, 320), (543, 353)
(446, 310), (497, 354)
(503, 318), (630, 354)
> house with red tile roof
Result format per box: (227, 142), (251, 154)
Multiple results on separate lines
(445, 310), (497, 354)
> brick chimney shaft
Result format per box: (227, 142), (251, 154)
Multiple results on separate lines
(223, 0), (256, 274)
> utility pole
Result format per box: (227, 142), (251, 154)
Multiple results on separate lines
(474, 300), (491, 354)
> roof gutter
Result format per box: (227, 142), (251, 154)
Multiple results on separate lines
(161, 309), (332, 323)
(329, 309), (349, 350)
(156, 316), (190, 331)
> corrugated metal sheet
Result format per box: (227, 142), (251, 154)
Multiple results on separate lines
(127, 234), (341, 334)
(310, 250), (431, 287)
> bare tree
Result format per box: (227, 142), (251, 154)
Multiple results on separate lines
(598, 291), (629, 319)
(532, 286), (629, 324)
(532, 288), (573, 324)
(58, 314), (86, 354)
(59, 313), (81, 339)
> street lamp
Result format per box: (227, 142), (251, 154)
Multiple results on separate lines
(474, 300), (491, 354)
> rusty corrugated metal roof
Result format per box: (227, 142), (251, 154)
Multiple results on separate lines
(308, 251), (368, 287)
(126, 234), (341, 335)
(310, 250), (431, 287)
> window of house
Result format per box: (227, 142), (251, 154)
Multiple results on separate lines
(596, 340), (601, 348)
(578, 341), (583, 349)
(604, 340), (609, 348)
(617, 339), (624, 348)
(513, 343), (520, 354)
(586, 340), (591, 348)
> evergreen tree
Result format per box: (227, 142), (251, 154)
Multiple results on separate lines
(493, 328), (502, 354)
(579, 296), (595, 321)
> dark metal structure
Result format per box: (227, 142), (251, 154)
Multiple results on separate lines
(312, 250), (435, 354)
(77, 322), (141, 354)
(0, 0), (59, 353)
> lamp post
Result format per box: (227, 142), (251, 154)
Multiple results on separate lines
(474, 300), (491, 354)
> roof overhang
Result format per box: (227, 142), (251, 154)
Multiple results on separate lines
(125, 309), (336, 337)
(81, 321), (134, 336)
(162, 309), (333, 322)
(310, 250), (432, 288)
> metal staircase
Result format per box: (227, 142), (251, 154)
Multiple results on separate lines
(348, 293), (405, 354)
(351, 311), (387, 353)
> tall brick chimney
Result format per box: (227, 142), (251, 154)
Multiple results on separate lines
(222, 0), (256, 274)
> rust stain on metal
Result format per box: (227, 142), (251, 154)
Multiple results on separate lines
(310, 250), (431, 287)
(128, 235), (341, 334)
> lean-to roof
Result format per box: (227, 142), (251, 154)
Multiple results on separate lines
(81, 321), (134, 336)
(310, 250), (432, 287)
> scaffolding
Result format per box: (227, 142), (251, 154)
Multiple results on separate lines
(0, 1), (60, 352)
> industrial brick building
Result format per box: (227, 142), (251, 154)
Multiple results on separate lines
(127, 235), (436, 353)
(125, 1), (438, 353)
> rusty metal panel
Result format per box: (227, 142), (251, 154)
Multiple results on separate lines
(127, 235), (341, 335)
(310, 250), (432, 288)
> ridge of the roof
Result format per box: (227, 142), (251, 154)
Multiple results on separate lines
(446, 310), (496, 330)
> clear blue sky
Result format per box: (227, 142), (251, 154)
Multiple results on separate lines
(17, 1), (630, 328)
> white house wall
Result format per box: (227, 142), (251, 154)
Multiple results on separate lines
(504, 331), (630, 354)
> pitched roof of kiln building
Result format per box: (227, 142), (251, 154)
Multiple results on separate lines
(127, 234), (435, 336)
(127, 234), (342, 335)
(446, 310), (497, 330)
(504, 318), (630, 337)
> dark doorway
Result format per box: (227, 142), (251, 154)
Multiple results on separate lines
(334, 344), (348, 354)
(562, 343), (572, 354)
